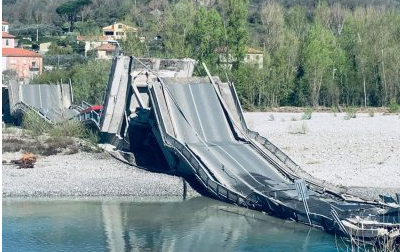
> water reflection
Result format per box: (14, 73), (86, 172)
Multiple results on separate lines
(3, 197), (337, 252)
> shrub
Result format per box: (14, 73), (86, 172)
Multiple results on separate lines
(368, 110), (375, 117)
(20, 114), (99, 154)
(344, 107), (357, 120)
(388, 99), (399, 113)
(302, 107), (313, 120)
(49, 120), (86, 139)
(22, 111), (52, 136)
(289, 122), (308, 135)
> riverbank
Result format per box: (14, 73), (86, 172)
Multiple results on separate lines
(2, 151), (198, 198)
(2, 112), (399, 200)
(245, 112), (400, 199)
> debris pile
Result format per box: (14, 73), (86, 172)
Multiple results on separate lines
(11, 153), (37, 168)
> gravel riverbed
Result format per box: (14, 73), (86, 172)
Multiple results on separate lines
(245, 112), (400, 199)
(2, 152), (198, 198)
(2, 112), (399, 200)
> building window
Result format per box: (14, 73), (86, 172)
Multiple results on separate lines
(6, 39), (9, 46)
(118, 24), (123, 29)
(256, 55), (260, 60)
(2, 26), (5, 31)
(104, 31), (114, 36)
(116, 32), (124, 36)
(32, 62), (37, 68)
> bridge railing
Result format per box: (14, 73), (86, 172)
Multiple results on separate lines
(13, 101), (54, 125)
(225, 81), (301, 173)
(149, 84), (244, 206)
(76, 110), (101, 127)
(164, 134), (243, 205)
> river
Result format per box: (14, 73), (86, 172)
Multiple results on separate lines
(3, 197), (341, 252)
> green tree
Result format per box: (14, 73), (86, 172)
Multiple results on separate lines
(162, 0), (196, 58)
(56, 0), (92, 32)
(71, 60), (111, 104)
(187, 7), (224, 74)
(231, 64), (263, 110)
(74, 20), (100, 36)
(122, 33), (146, 57)
(303, 23), (337, 107)
(32, 69), (72, 84)
(221, 0), (249, 70)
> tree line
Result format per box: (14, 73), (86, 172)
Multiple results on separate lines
(5, 0), (400, 108)
(125, 0), (400, 108)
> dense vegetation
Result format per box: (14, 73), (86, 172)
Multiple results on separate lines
(4, 0), (400, 108)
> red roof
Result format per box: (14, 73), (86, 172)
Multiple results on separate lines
(95, 43), (116, 52)
(2, 48), (42, 57)
(2, 31), (15, 38)
(2, 21), (10, 25)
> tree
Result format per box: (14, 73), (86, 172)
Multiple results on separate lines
(71, 59), (111, 104)
(187, 7), (224, 74)
(74, 20), (100, 36)
(220, 0), (249, 70)
(56, 0), (92, 32)
(162, 0), (196, 58)
(303, 23), (337, 107)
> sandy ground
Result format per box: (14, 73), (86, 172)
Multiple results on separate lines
(245, 112), (400, 198)
(2, 151), (198, 198)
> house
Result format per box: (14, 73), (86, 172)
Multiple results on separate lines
(39, 42), (52, 54)
(2, 31), (15, 48)
(216, 47), (264, 69)
(2, 48), (43, 82)
(95, 43), (116, 60)
(102, 22), (137, 41)
(2, 21), (9, 32)
(77, 35), (110, 57)
(244, 47), (263, 69)
(2, 21), (43, 83)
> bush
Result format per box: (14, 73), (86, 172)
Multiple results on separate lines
(344, 107), (357, 120)
(388, 99), (399, 113)
(289, 122), (308, 135)
(49, 120), (86, 139)
(301, 107), (313, 120)
(22, 111), (52, 136)
(21, 113), (99, 154)
(368, 110), (375, 117)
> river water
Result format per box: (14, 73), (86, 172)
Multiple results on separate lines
(3, 197), (341, 252)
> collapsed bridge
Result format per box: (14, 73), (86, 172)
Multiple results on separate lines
(4, 55), (399, 245)
(96, 55), (399, 245)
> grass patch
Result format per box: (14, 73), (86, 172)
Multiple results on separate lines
(289, 122), (308, 135)
(344, 107), (357, 120)
(2, 135), (79, 156)
(301, 107), (313, 120)
(368, 110), (375, 117)
(22, 111), (99, 144)
(388, 99), (399, 113)
(3, 112), (101, 156)
(22, 111), (51, 136)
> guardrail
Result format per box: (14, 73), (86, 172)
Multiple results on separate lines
(246, 130), (300, 172)
(12, 101), (54, 125)
(149, 84), (245, 206)
(165, 134), (244, 205)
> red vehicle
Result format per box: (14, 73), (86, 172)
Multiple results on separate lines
(80, 105), (103, 116)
